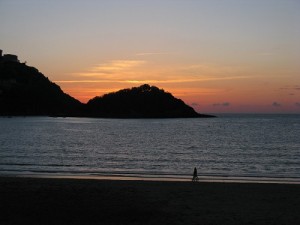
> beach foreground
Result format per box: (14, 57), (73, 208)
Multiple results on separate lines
(1, 177), (300, 225)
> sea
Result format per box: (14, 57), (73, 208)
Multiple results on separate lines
(0, 114), (299, 182)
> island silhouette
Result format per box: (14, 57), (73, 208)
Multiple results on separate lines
(86, 84), (213, 118)
(0, 52), (214, 118)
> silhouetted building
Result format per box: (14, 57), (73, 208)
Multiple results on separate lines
(0, 50), (20, 63)
(3, 54), (19, 62)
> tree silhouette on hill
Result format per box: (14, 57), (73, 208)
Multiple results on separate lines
(0, 61), (83, 116)
(0, 60), (214, 118)
(87, 84), (213, 118)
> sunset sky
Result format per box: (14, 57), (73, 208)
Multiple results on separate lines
(1, 0), (299, 113)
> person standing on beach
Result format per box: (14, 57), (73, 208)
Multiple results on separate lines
(192, 167), (198, 182)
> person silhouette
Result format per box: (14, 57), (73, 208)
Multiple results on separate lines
(192, 167), (198, 182)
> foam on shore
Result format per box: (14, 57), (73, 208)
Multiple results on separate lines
(3, 172), (300, 184)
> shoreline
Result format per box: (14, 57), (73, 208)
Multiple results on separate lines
(1, 173), (300, 184)
(1, 176), (300, 225)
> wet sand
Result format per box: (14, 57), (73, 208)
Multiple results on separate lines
(1, 176), (300, 225)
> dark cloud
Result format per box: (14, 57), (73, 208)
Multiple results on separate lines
(280, 85), (300, 91)
(213, 102), (230, 107)
(295, 102), (300, 107)
(191, 103), (199, 106)
(272, 102), (281, 107)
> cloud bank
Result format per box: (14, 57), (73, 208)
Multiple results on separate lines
(213, 102), (230, 107)
(272, 102), (281, 107)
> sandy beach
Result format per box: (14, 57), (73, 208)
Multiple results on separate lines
(0, 176), (300, 225)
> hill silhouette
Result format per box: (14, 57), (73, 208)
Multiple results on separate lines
(0, 61), (83, 116)
(0, 60), (214, 118)
(86, 84), (214, 118)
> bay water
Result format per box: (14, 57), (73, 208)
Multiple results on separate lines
(0, 115), (299, 180)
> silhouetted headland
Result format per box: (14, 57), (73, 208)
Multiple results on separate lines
(0, 51), (215, 118)
(0, 58), (83, 116)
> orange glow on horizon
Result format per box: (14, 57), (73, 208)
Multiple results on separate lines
(54, 59), (300, 114)
(59, 79), (300, 114)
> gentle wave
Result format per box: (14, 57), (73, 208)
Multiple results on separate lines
(1, 115), (300, 179)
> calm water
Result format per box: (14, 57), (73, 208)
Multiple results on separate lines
(0, 115), (299, 179)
